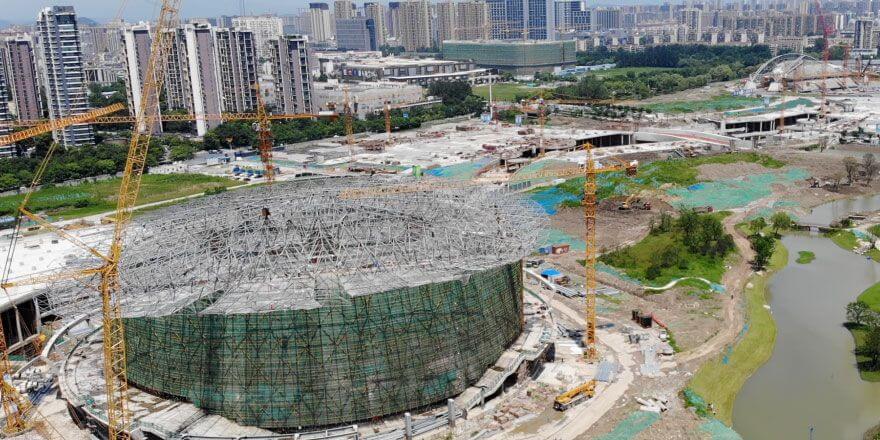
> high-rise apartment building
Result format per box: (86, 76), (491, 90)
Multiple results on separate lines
(679, 7), (703, 37)
(334, 0), (357, 20)
(3, 36), (44, 121)
(36, 6), (94, 147)
(435, 1), (457, 46)
(591, 7), (621, 31)
(398, 0), (432, 51)
(854, 17), (876, 50)
(270, 35), (313, 114)
(336, 18), (379, 51)
(457, 1), (490, 40)
(309, 3), (334, 42)
(555, 0), (590, 34)
(215, 28), (259, 113)
(0, 51), (12, 157)
(183, 23), (223, 136)
(122, 23), (162, 134)
(364, 2), (387, 46)
(162, 29), (194, 113)
(388, 2), (403, 39)
(231, 15), (283, 61)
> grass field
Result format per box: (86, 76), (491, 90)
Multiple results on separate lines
(858, 281), (880, 313)
(638, 152), (784, 188)
(795, 251), (815, 264)
(688, 240), (788, 425)
(545, 152), (785, 201)
(825, 229), (880, 262)
(599, 231), (731, 286)
(472, 83), (545, 101)
(0, 174), (238, 220)
(642, 94), (764, 114)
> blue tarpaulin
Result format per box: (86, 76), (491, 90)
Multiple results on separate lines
(541, 268), (562, 277)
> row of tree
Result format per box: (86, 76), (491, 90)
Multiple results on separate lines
(559, 44), (773, 101)
(204, 81), (486, 149)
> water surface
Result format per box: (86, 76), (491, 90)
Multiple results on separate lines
(733, 234), (880, 439)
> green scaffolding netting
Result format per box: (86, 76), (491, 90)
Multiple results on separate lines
(124, 261), (524, 428)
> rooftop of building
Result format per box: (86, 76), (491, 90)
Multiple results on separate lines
(37, 177), (545, 319)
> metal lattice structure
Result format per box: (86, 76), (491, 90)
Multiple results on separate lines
(40, 177), (546, 428)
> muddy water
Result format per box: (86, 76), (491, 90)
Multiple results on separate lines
(733, 234), (880, 439)
(799, 193), (880, 225)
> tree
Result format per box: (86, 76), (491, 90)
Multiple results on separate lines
(427, 81), (472, 104)
(677, 209), (700, 250)
(750, 235), (775, 269)
(749, 217), (767, 235)
(844, 156), (860, 184)
(864, 153), (878, 184)
(847, 300), (871, 325)
(864, 325), (880, 368)
(770, 212), (792, 234)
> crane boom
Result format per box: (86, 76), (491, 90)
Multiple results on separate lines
(0, 103), (125, 147)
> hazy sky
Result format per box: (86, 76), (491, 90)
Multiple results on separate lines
(6, 0), (314, 23)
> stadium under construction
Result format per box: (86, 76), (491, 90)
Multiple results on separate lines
(39, 177), (547, 434)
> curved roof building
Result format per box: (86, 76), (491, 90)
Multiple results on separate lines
(48, 177), (545, 428)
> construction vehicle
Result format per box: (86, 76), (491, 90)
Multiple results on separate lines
(618, 193), (651, 211)
(553, 379), (597, 411)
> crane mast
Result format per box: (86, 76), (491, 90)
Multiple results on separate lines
(100, 1), (180, 438)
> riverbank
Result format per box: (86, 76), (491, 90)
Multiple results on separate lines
(686, 240), (788, 424)
(845, 281), (880, 383)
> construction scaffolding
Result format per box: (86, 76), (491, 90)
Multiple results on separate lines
(38, 176), (546, 429)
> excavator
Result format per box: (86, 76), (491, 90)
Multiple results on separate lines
(618, 192), (651, 211)
(554, 379), (597, 411)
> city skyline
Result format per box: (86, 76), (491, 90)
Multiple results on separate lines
(4, 0), (666, 24)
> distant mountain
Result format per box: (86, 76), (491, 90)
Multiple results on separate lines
(79, 17), (99, 26)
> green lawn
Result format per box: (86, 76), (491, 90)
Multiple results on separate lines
(858, 282), (880, 313)
(795, 251), (815, 264)
(642, 94), (764, 114)
(472, 83), (544, 101)
(0, 174), (238, 220)
(688, 241), (788, 425)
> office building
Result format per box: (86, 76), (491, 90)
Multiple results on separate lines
(3, 36), (43, 121)
(309, 3), (334, 42)
(364, 2), (387, 46)
(215, 28), (259, 113)
(442, 39), (575, 74)
(270, 35), (313, 114)
(336, 18), (379, 51)
(334, 0), (357, 20)
(231, 15), (283, 61)
(122, 23), (162, 134)
(398, 0), (432, 51)
(36, 6), (94, 147)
